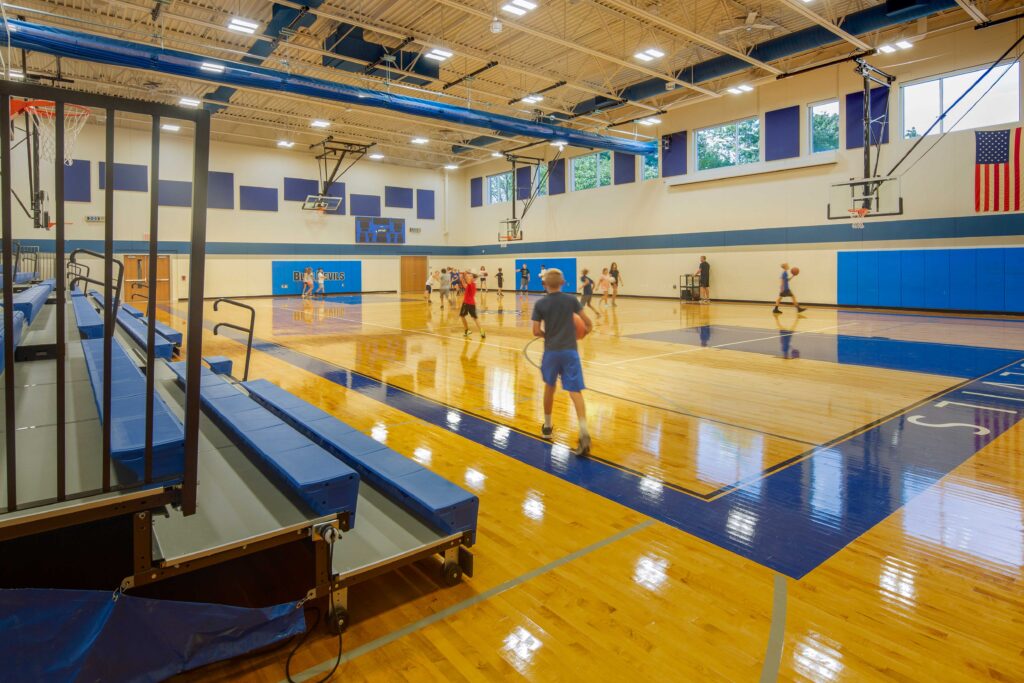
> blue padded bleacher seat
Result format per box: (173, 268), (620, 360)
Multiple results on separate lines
(243, 379), (478, 542)
(88, 291), (175, 358)
(121, 303), (183, 345)
(71, 291), (103, 339)
(121, 303), (143, 317)
(166, 362), (359, 518)
(203, 356), (233, 375)
(80, 337), (184, 480)
(0, 310), (26, 374)
(12, 281), (52, 325)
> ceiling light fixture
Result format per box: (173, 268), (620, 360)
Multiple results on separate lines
(491, 17), (504, 33)
(878, 44), (896, 54)
(444, 164), (459, 170)
(411, 137), (429, 144)
(520, 94), (544, 104)
(228, 17), (260, 34)
(277, 140), (295, 148)
(369, 153), (385, 160)
(512, 0), (538, 9)
(200, 62), (224, 73)
(638, 117), (662, 126)
(179, 97), (201, 107)
(738, 84), (753, 92)
(633, 52), (654, 62)
(425, 48), (454, 62)
(644, 48), (664, 58)
(311, 119), (330, 128)
(727, 87), (743, 95)
(895, 40), (913, 49)
(161, 124), (181, 132)
(501, 4), (527, 16)
(550, 139), (567, 148)
(8, 69), (24, 80)
(491, 151), (504, 157)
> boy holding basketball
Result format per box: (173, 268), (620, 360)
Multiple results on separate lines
(772, 263), (806, 314)
(532, 268), (593, 456)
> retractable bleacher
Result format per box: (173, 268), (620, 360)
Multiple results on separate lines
(120, 302), (183, 345)
(87, 291), (175, 359)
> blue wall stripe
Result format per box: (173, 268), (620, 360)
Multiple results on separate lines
(416, 189), (435, 220)
(470, 177), (483, 207)
(64, 159), (90, 202)
(613, 152), (636, 185)
(239, 185), (279, 212)
(157, 179), (192, 207)
(350, 194), (381, 217)
(98, 161), (148, 192)
(384, 186), (414, 209)
(765, 106), (800, 161)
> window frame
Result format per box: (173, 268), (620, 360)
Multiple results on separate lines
(694, 115), (762, 172)
(569, 150), (613, 192)
(485, 170), (513, 205)
(808, 98), (840, 155)
(900, 61), (1022, 140)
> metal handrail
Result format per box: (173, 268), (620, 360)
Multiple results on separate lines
(212, 298), (256, 382)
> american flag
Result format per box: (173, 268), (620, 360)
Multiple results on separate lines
(975, 128), (1021, 212)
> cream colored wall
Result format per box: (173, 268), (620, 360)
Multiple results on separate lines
(448, 21), (1024, 304)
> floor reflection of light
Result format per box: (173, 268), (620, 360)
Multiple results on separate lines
(412, 447), (432, 465)
(493, 425), (511, 449)
(633, 554), (669, 592)
(879, 556), (917, 609)
(550, 444), (570, 473)
(810, 450), (843, 527)
(696, 423), (764, 494)
(639, 476), (664, 503)
(371, 424), (387, 443)
(794, 633), (844, 681)
(503, 626), (542, 673)
(522, 491), (544, 521)
(489, 368), (517, 417)
(464, 468), (486, 490)
(446, 410), (462, 430)
(726, 509), (757, 545)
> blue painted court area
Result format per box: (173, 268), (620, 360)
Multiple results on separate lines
(629, 325), (1023, 378)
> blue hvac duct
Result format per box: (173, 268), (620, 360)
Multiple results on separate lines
(0, 20), (655, 156)
(454, 0), (958, 153)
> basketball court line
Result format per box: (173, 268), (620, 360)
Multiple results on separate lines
(283, 520), (656, 682)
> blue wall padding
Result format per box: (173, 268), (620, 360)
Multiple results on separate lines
(350, 194), (381, 216)
(416, 189), (435, 219)
(662, 131), (687, 177)
(283, 177), (318, 201)
(64, 159), (90, 202)
(765, 106), (800, 161)
(614, 153), (636, 185)
(516, 166), (532, 200)
(838, 247), (1024, 312)
(272, 260), (362, 295)
(207, 171), (234, 209)
(240, 185), (278, 211)
(470, 177), (482, 207)
(548, 159), (566, 195)
(0, 588), (306, 683)
(845, 87), (890, 149)
(384, 186), (414, 208)
(158, 179), (192, 207)
(98, 162), (147, 192)
(514, 258), (577, 292)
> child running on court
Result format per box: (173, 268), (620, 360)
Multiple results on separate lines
(597, 267), (612, 306)
(772, 263), (806, 314)
(532, 268), (593, 456)
(460, 271), (486, 338)
(438, 268), (450, 309)
(580, 269), (600, 318)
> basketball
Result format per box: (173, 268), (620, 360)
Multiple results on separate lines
(790, 266), (800, 275)
(574, 313), (588, 339)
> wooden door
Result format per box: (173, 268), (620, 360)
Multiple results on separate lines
(124, 255), (171, 304)
(400, 256), (428, 293)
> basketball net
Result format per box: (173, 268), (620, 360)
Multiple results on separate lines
(848, 207), (870, 230)
(13, 100), (91, 166)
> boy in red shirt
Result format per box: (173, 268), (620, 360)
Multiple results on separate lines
(460, 271), (486, 338)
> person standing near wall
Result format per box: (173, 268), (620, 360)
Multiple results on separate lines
(301, 267), (314, 298)
(479, 265), (489, 292)
(519, 263), (530, 293)
(426, 270), (438, 302)
(694, 256), (710, 304)
(496, 268), (505, 298)
(438, 268), (450, 309)
(316, 268), (326, 298)
(580, 269), (600, 319)
(598, 268), (612, 306)
(609, 262), (622, 307)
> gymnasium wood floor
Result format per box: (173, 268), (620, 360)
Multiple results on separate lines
(172, 291), (1024, 682)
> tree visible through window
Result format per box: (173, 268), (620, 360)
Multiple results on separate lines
(696, 117), (760, 171)
(642, 151), (659, 180)
(486, 171), (512, 204)
(571, 151), (612, 191)
(810, 101), (840, 153)
(536, 164), (548, 196)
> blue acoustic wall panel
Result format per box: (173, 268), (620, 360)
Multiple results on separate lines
(1005, 248), (1024, 313)
(949, 249), (977, 311)
(845, 87), (890, 149)
(924, 249), (951, 310)
(614, 152), (636, 185)
(384, 186), (414, 209)
(516, 166), (532, 200)
(837, 252), (858, 305)
(976, 248), (1005, 311)
(208, 171), (234, 209)
(350, 194), (381, 217)
(662, 131), (687, 177)
(548, 159), (566, 195)
(900, 250), (925, 309)
(240, 185), (278, 212)
(856, 251), (879, 307)
(98, 162), (148, 192)
(877, 251), (902, 308)
(64, 159), (90, 202)
(765, 106), (800, 161)
(470, 177), (483, 207)
(283, 177), (318, 201)
(158, 179), (192, 207)
(416, 189), (435, 220)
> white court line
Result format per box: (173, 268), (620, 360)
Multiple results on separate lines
(604, 323), (853, 366)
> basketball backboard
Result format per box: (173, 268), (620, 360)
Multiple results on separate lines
(302, 194), (343, 212)
(827, 176), (902, 220)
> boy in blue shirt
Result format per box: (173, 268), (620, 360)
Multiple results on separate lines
(772, 262), (807, 314)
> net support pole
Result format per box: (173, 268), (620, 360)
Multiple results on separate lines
(144, 116), (160, 484)
(2, 96), (18, 511)
(102, 110), (114, 492)
(55, 102), (67, 500)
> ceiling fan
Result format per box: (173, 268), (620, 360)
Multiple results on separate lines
(718, 11), (779, 35)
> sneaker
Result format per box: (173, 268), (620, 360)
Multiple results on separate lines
(797, 306), (807, 313)
(541, 425), (553, 440)
(464, 330), (471, 337)
(772, 307), (782, 314)
(572, 437), (591, 457)
(480, 332), (487, 339)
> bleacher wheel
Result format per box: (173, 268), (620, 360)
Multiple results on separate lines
(328, 607), (349, 634)
(442, 562), (463, 586)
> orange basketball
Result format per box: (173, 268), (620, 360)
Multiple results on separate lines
(574, 313), (588, 340)
(790, 266), (800, 276)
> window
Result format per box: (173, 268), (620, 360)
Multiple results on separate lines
(535, 164), (548, 196)
(571, 151), (612, 191)
(486, 171), (512, 204)
(695, 117), (760, 171)
(810, 100), (840, 153)
(902, 63), (1020, 139)
(642, 150), (659, 180)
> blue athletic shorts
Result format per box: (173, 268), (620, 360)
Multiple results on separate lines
(541, 349), (585, 392)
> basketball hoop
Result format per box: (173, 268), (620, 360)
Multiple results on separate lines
(848, 207), (870, 230)
(10, 99), (91, 166)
